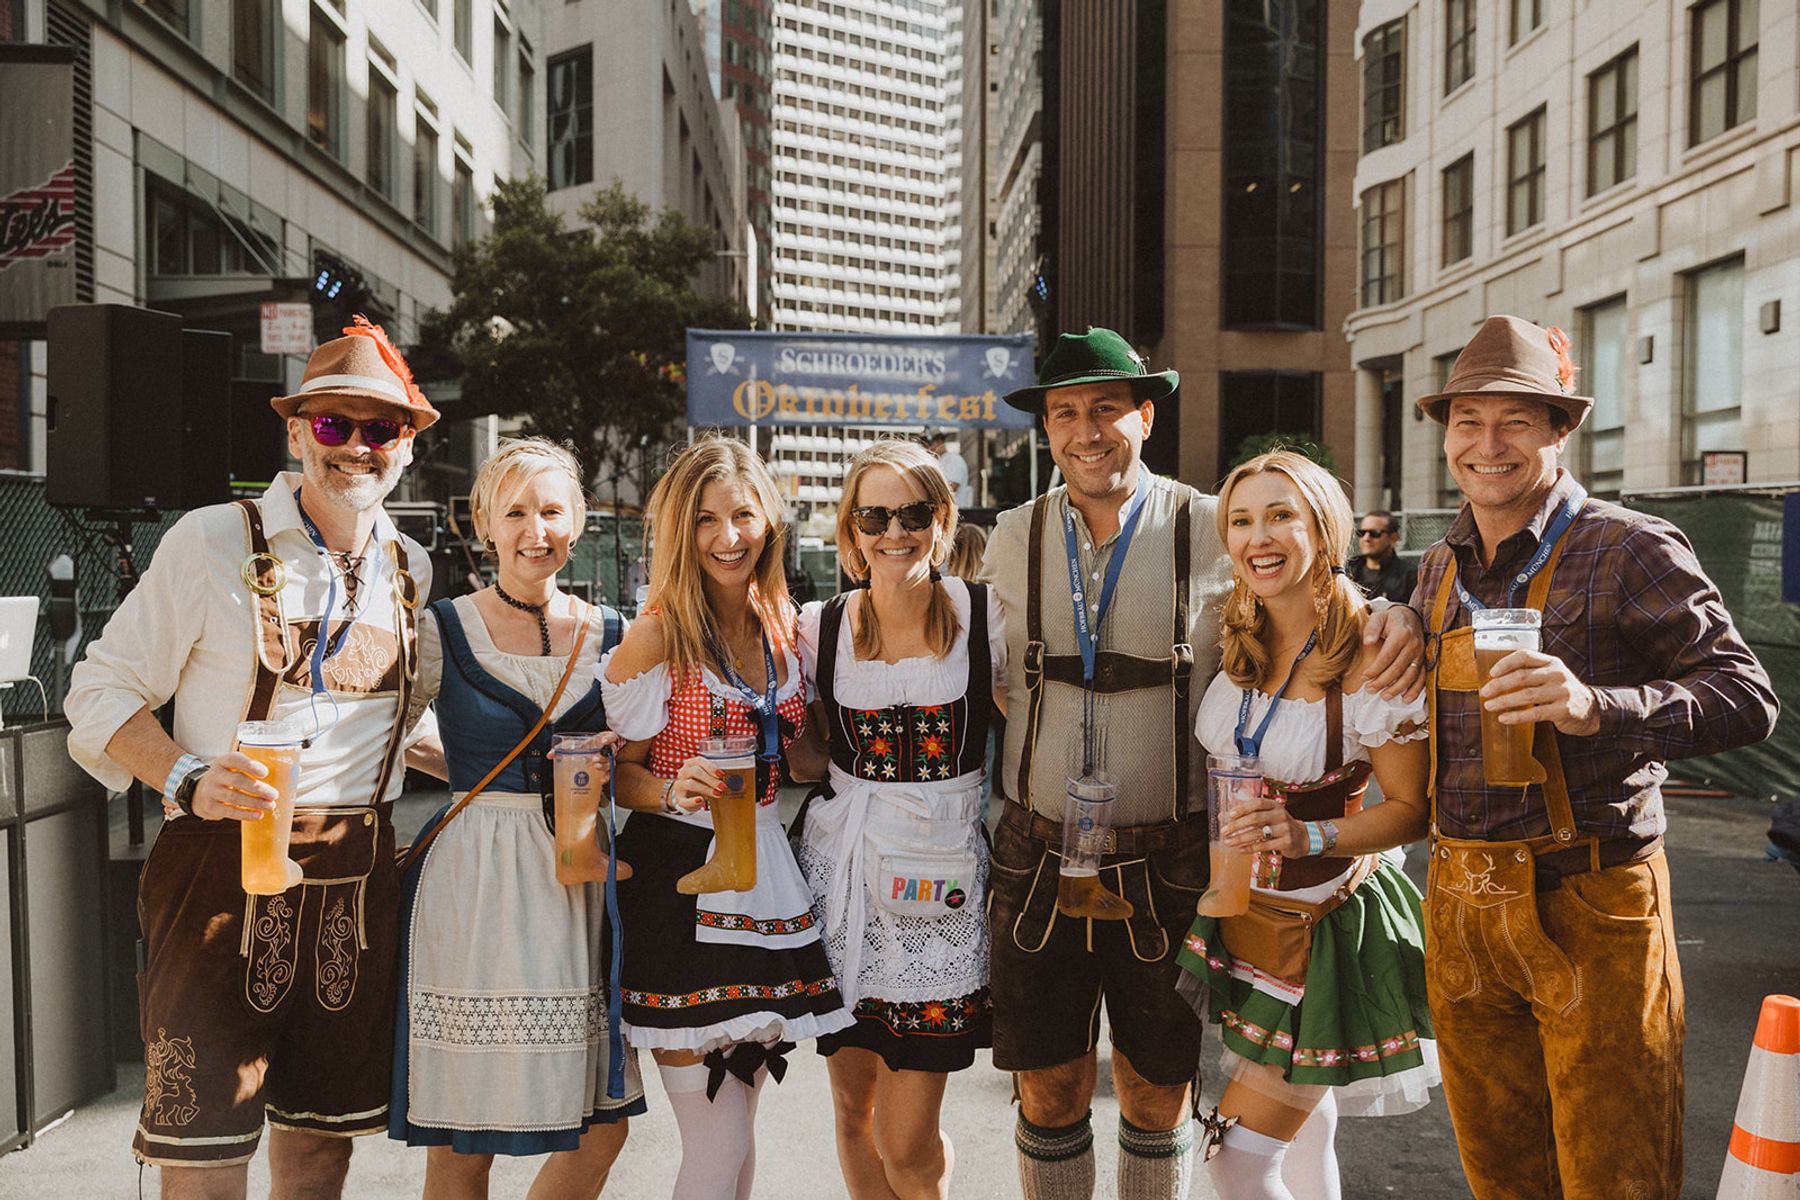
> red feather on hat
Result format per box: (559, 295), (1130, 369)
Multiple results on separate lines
(1546, 326), (1579, 394)
(344, 313), (427, 406)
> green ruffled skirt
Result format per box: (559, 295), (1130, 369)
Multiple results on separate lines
(1175, 853), (1437, 1115)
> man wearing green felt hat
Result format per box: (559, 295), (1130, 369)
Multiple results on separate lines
(978, 328), (1425, 1199)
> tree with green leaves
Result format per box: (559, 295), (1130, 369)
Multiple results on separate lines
(413, 176), (751, 488)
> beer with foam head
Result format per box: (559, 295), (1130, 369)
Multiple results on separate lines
(677, 735), (759, 894)
(551, 733), (623, 884)
(1471, 610), (1542, 786)
(236, 720), (304, 895)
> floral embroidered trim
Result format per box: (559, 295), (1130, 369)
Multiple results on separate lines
(694, 908), (818, 936)
(412, 990), (601, 1049)
(624, 976), (839, 1010)
(848, 988), (991, 1037)
(1222, 1008), (1423, 1068)
(847, 702), (966, 783)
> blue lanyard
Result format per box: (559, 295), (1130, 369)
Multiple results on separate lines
(1234, 630), (1318, 758)
(293, 488), (389, 742)
(1061, 473), (1152, 772)
(1456, 482), (1586, 611)
(707, 626), (781, 765)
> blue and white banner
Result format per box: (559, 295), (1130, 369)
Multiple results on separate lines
(686, 330), (1037, 431)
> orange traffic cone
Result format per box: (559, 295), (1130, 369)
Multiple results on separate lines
(1717, 993), (1800, 1198)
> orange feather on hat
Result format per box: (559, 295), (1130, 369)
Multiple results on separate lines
(344, 313), (427, 407)
(1546, 326), (1579, 395)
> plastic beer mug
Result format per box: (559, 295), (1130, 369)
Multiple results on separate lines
(676, 735), (759, 894)
(1197, 753), (1260, 917)
(1056, 773), (1134, 920)
(236, 720), (305, 895)
(1472, 609), (1543, 785)
(551, 733), (628, 884)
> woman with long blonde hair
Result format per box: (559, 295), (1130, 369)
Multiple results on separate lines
(1174, 451), (1436, 1199)
(601, 436), (851, 1199)
(792, 439), (1006, 1199)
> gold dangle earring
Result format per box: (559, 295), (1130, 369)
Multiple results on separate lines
(1312, 561), (1335, 631)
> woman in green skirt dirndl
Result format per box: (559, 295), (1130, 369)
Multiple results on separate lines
(1175, 451), (1437, 1199)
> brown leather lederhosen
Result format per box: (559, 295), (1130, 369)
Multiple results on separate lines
(233, 498), (418, 1015)
(1214, 689), (1379, 988)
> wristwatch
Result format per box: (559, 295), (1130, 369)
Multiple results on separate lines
(170, 759), (210, 818)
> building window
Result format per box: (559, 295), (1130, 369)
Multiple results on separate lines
(1445, 0), (1475, 93)
(1362, 19), (1405, 152)
(1588, 47), (1639, 195)
(494, 18), (512, 115)
(414, 100), (440, 236)
(1360, 179), (1405, 307)
(368, 66), (398, 203)
(547, 47), (594, 190)
(453, 142), (476, 248)
(234, 0), (276, 102)
(144, 172), (281, 277)
(454, 0), (473, 64)
(1506, 106), (1546, 235)
(1433, 349), (1464, 507)
(1218, 371), (1322, 477)
(1509, 0), (1543, 44)
(519, 48), (536, 150)
(1690, 0), (1756, 146)
(1442, 153), (1473, 265)
(1580, 295), (1628, 496)
(308, 8), (345, 158)
(1221, 0), (1324, 329)
(1682, 256), (1743, 484)
(144, 0), (192, 38)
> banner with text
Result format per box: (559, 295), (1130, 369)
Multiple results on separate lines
(686, 330), (1037, 431)
(0, 49), (78, 327)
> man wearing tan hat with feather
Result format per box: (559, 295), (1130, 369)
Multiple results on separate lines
(1414, 315), (1776, 1198)
(67, 318), (446, 1198)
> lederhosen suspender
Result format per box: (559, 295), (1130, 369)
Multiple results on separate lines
(235, 499), (420, 803)
(1425, 513), (1599, 868)
(1016, 492), (1193, 821)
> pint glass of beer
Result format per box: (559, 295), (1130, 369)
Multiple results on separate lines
(676, 735), (759, 894)
(1197, 753), (1260, 917)
(1056, 773), (1132, 919)
(551, 733), (622, 885)
(236, 720), (305, 895)
(1471, 608), (1542, 785)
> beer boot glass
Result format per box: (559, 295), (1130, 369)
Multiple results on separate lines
(1472, 609), (1543, 785)
(237, 720), (305, 895)
(677, 735), (759, 894)
(1056, 773), (1133, 920)
(551, 733), (630, 884)
(1197, 753), (1259, 917)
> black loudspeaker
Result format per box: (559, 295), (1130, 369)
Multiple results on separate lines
(46, 304), (184, 510)
(229, 378), (288, 486)
(177, 328), (232, 511)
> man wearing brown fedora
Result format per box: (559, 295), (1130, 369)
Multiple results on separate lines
(980, 328), (1424, 1199)
(67, 318), (447, 1198)
(1414, 314), (1776, 1198)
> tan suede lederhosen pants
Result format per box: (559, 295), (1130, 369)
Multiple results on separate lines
(1425, 533), (1684, 1200)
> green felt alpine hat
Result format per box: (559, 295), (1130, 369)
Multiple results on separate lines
(1001, 328), (1179, 415)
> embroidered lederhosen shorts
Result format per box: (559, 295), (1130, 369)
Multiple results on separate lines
(134, 805), (398, 1167)
(986, 803), (1210, 1087)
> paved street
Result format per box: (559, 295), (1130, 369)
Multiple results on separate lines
(1, 788), (1794, 1198)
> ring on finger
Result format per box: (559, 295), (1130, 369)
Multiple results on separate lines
(1261, 824), (1274, 841)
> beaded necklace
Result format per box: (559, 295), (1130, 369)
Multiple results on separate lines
(494, 583), (553, 656)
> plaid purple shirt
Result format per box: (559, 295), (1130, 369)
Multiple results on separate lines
(1416, 471), (1778, 843)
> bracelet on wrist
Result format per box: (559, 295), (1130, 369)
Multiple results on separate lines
(660, 780), (678, 814)
(163, 753), (207, 818)
(1319, 819), (1340, 854)
(1303, 821), (1324, 856)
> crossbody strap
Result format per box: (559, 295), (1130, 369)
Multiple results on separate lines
(400, 603), (593, 872)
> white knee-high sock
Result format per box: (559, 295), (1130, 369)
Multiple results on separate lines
(1207, 1124), (1295, 1200)
(735, 1066), (765, 1200)
(660, 1062), (754, 1200)
(1282, 1092), (1341, 1200)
